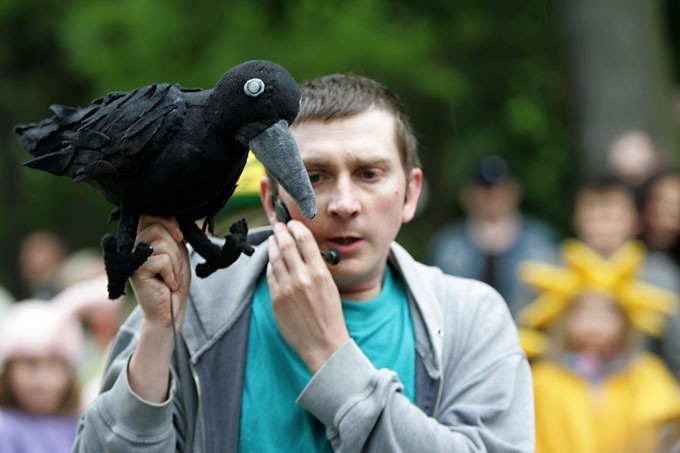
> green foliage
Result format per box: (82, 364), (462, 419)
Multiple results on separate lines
(57, 0), (462, 95)
(6, 0), (666, 295)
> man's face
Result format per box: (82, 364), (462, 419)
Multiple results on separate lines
(269, 109), (422, 298)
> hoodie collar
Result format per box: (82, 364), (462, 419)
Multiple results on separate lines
(182, 228), (443, 377)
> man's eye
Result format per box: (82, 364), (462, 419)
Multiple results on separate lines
(361, 170), (378, 179)
(308, 173), (321, 183)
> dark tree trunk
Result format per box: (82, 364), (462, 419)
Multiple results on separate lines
(559, 0), (678, 172)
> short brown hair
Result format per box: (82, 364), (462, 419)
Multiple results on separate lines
(294, 74), (420, 172)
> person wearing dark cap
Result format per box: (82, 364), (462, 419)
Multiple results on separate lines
(427, 154), (559, 317)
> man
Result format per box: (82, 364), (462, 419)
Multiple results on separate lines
(74, 74), (534, 451)
(428, 155), (558, 317)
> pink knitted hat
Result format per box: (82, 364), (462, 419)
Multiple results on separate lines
(0, 299), (83, 370)
(0, 274), (123, 371)
(52, 273), (122, 316)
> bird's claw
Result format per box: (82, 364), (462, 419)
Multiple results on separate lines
(195, 219), (253, 278)
(102, 234), (153, 299)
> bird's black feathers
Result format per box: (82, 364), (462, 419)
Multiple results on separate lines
(23, 83), (187, 185)
(16, 60), (316, 299)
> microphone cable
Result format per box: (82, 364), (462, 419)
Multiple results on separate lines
(169, 292), (195, 452)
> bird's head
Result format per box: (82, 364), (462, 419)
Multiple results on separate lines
(210, 60), (300, 129)
(209, 60), (316, 220)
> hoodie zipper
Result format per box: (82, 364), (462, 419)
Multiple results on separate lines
(432, 376), (444, 418)
(190, 362), (207, 453)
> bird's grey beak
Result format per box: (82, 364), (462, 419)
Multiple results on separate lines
(245, 119), (317, 219)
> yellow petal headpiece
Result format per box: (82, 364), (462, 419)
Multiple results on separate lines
(517, 240), (677, 336)
(222, 152), (266, 213)
(234, 151), (265, 197)
(517, 327), (550, 360)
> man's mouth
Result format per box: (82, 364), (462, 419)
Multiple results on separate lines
(330, 237), (360, 245)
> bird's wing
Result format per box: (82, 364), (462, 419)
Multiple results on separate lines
(23, 84), (188, 182)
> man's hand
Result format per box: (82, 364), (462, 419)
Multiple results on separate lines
(130, 215), (190, 329)
(128, 215), (190, 403)
(268, 221), (350, 373)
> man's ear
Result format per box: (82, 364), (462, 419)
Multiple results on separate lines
(403, 168), (423, 223)
(260, 175), (278, 225)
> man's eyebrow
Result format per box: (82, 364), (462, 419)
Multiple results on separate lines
(356, 156), (392, 167)
(303, 156), (392, 168)
(302, 157), (328, 168)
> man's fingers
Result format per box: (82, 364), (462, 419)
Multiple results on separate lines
(149, 241), (183, 285)
(136, 254), (180, 292)
(135, 220), (187, 292)
(137, 215), (184, 242)
(271, 221), (318, 267)
(286, 221), (325, 266)
(267, 235), (288, 285)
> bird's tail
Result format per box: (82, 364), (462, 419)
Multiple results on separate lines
(23, 147), (75, 176)
(15, 104), (90, 175)
(15, 120), (59, 157)
(16, 105), (80, 154)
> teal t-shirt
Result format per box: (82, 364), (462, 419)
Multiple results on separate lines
(239, 265), (415, 452)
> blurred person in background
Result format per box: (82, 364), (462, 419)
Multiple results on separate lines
(572, 174), (680, 379)
(0, 299), (84, 452)
(54, 248), (106, 292)
(607, 129), (667, 192)
(18, 230), (67, 299)
(427, 154), (559, 317)
(573, 175), (642, 257)
(517, 239), (680, 453)
(49, 273), (126, 413)
(639, 169), (680, 270)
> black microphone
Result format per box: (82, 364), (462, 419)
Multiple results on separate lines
(273, 197), (341, 265)
(321, 248), (341, 265)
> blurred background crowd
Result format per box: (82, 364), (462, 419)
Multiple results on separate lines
(2, 0), (680, 451)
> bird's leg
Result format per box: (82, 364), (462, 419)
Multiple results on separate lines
(201, 217), (215, 235)
(101, 204), (153, 299)
(178, 217), (254, 278)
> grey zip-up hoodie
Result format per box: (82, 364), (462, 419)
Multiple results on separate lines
(74, 230), (534, 452)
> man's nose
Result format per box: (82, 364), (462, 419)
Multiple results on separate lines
(327, 178), (360, 218)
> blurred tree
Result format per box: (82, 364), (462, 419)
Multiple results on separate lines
(664, 0), (680, 82)
(0, 0), (112, 298)
(559, 0), (678, 171)
(395, 0), (577, 256)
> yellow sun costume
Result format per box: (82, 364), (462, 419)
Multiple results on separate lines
(517, 240), (680, 453)
(216, 152), (269, 231)
(226, 151), (266, 211)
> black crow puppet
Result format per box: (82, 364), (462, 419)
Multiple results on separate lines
(15, 60), (316, 299)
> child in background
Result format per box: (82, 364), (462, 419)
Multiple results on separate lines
(573, 174), (680, 293)
(573, 175), (680, 380)
(640, 169), (680, 270)
(0, 300), (83, 452)
(53, 273), (126, 412)
(517, 239), (680, 453)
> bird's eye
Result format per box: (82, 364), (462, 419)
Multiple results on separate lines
(244, 78), (265, 97)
